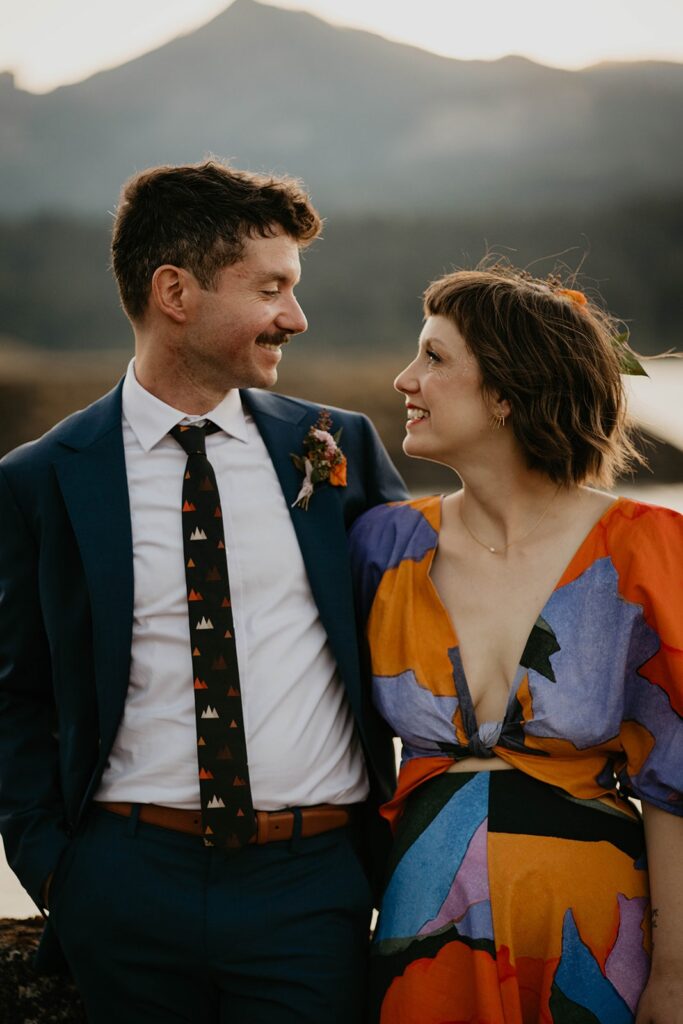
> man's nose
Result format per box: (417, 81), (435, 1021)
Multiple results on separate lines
(279, 296), (308, 335)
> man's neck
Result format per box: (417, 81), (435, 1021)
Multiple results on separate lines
(133, 350), (230, 416)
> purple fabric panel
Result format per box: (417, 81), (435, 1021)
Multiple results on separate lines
(372, 669), (459, 758)
(525, 558), (657, 749)
(417, 818), (493, 940)
(604, 894), (650, 1013)
(348, 502), (437, 623)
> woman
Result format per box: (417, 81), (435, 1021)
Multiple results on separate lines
(349, 264), (682, 1023)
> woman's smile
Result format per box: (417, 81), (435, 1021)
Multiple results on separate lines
(405, 402), (430, 428)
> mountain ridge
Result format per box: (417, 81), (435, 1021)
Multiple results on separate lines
(1, 0), (681, 214)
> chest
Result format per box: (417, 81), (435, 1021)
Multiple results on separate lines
(429, 539), (581, 719)
(369, 537), (647, 756)
(125, 432), (308, 614)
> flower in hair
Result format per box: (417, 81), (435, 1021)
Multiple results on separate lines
(557, 287), (588, 306)
(557, 286), (647, 376)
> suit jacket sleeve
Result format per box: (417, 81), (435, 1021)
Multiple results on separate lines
(357, 413), (409, 510)
(0, 465), (70, 907)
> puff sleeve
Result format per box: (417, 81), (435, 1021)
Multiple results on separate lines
(612, 503), (683, 815)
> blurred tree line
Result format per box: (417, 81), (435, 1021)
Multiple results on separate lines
(1, 191), (681, 354)
(2, 191), (682, 486)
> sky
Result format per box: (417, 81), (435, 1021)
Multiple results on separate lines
(2, 0), (683, 94)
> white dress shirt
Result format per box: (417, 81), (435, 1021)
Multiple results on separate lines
(95, 360), (369, 810)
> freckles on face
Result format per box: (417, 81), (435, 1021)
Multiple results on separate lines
(415, 316), (481, 391)
(396, 315), (492, 459)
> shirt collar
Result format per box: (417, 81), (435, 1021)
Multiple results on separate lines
(121, 358), (250, 452)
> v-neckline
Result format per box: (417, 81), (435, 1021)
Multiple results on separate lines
(425, 493), (624, 728)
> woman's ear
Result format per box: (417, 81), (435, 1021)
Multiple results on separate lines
(498, 396), (512, 420)
(488, 393), (512, 428)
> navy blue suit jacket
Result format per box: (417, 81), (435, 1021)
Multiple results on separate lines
(0, 381), (407, 925)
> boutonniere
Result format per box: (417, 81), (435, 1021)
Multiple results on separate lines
(290, 410), (347, 510)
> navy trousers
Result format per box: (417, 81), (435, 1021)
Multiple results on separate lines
(48, 804), (373, 1023)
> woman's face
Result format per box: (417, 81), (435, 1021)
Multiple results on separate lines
(394, 315), (502, 466)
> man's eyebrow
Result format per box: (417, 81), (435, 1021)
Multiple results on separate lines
(253, 271), (299, 285)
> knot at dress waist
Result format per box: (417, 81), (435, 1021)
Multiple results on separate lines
(465, 720), (504, 759)
(404, 721), (516, 763)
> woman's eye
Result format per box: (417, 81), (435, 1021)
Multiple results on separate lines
(426, 348), (440, 363)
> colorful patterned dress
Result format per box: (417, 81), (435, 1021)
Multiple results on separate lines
(349, 495), (683, 1024)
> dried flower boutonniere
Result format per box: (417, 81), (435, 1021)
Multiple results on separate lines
(290, 410), (347, 510)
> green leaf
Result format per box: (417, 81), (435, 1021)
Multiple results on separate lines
(612, 331), (648, 377)
(290, 453), (305, 472)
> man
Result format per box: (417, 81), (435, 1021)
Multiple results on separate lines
(0, 160), (407, 1022)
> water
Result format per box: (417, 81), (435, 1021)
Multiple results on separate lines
(625, 357), (683, 451)
(0, 854), (36, 917)
(2, 363), (682, 918)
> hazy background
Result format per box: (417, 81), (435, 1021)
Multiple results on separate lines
(1, 0), (682, 915)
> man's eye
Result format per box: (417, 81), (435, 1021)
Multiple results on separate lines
(261, 289), (280, 297)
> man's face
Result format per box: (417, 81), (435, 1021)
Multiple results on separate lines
(183, 228), (307, 391)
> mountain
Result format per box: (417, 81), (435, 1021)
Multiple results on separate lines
(1, 0), (682, 214)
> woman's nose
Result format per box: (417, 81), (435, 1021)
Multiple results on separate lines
(394, 361), (418, 394)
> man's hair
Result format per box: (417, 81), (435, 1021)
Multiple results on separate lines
(423, 260), (643, 487)
(111, 160), (322, 320)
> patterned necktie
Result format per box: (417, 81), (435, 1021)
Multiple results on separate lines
(170, 421), (256, 849)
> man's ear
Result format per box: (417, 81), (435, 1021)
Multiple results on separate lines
(150, 265), (192, 323)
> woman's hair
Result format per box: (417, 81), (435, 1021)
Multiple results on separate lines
(423, 259), (644, 487)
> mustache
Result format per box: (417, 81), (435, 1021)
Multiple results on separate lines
(256, 330), (290, 346)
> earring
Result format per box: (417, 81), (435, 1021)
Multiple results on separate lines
(490, 409), (506, 430)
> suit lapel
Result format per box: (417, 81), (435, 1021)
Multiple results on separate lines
(51, 385), (367, 763)
(53, 384), (134, 754)
(242, 390), (365, 726)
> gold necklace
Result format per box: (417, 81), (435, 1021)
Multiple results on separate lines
(459, 487), (561, 554)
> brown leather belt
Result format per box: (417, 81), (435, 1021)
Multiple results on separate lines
(95, 801), (353, 844)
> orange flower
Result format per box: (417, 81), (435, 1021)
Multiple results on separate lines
(329, 457), (347, 487)
(557, 287), (588, 306)
(290, 410), (347, 508)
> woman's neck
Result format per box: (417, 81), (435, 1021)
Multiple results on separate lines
(446, 459), (576, 554)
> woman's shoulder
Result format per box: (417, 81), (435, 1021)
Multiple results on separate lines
(354, 493), (441, 527)
(601, 496), (682, 628)
(603, 494), (683, 559)
(349, 495), (442, 570)
(351, 494), (441, 542)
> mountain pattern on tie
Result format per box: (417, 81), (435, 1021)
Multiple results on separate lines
(170, 421), (256, 849)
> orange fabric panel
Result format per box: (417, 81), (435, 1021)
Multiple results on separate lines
(379, 940), (511, 1024)
(368, 556), (458, 695)
(487, 832), (650, 968)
